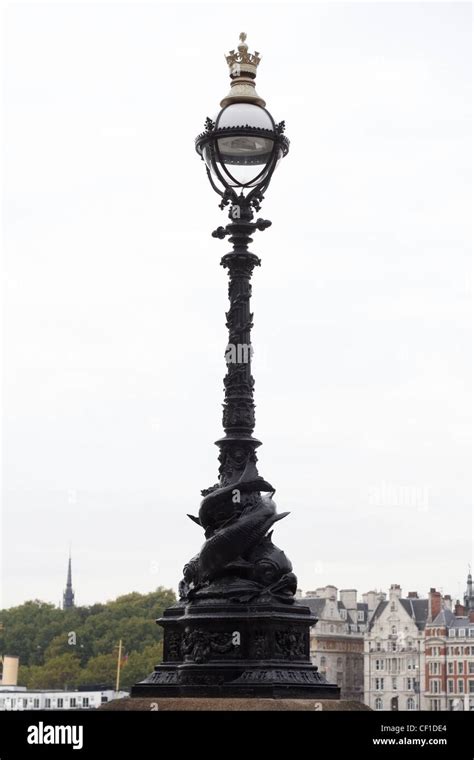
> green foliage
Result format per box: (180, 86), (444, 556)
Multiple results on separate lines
(119, 642), (164, 689)
(0, 587), (175, 690)
(24, 654), (82, 690)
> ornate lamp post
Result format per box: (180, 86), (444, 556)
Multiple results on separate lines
(132, 34), (339, 700)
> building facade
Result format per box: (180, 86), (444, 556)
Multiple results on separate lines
(0, 686), (128, 711)
(364, 584), (428, 711)
(304, 585), (382, 702)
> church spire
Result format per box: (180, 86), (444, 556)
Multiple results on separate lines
(464, 566), (473, 613)
(63, 551), (75, 609)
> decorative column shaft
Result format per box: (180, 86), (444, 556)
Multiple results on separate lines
(213, 212), (272, 490)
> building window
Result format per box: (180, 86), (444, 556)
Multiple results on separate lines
(459, 629), (465, 638)
(391, 626), (397, 635)
(449, 629), (455, 638)
(407, 697), (415, 710)
(375, 678), (384, 691)
(469, 629), (474, 637)
(375, 659), (382, 671)
(447, 679), (454, 693)
(468, 681), (474, 694)
(340, 609), (346, 620)
(45, 699), (51, 709)
(57, 698), (63, 708)
(392, 678), (397, 690)
(376, 641), (381, 652)
(83, 697), (89, 708)
(70, 698), (76, 708)
(431, 680), (440, 694)
(375, 697), (383, 710)
(469, 662), (474, 674)
(458, 681), (464, 694)
(391, 642), (397, 652)
(448, 662), (454, 674)
(358, 611), (364, 621)
(407, 677), (413, 690)
(101, 696), (108, 704)
(320, 656), (326, 667)
(33, 699), (40, 709)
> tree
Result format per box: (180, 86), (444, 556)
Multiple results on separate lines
(77, 653), (117, 689)
(119, 642), (164, 689)
(1, 586), (175, 690)
(27, 654), (82, 690)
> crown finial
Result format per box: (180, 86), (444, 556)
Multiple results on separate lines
(221, 33), (265, 108)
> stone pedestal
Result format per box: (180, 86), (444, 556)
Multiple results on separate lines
(131, 600), (340, 700)
(102, 698), (368, 711)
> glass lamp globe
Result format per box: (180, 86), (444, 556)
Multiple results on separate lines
(201, 103), (285, 191)
(204, 104), (276, 188)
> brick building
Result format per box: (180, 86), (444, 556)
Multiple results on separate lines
(424, 575), (474, 711)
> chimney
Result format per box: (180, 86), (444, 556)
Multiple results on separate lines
(316, 585), (337, 600)
(469, 611), (474, 623)
(443, 595), (453, 611)
(1, 655), (19, 686)
(340, 589), (357, 611)
(389, 584), (402, 600)
(429, 588), (442, 621)
(454, 600), (465, 616)
(408, 592), (419, 599)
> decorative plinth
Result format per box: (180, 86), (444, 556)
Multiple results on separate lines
(102, 698), (368, 711)
(131, 601), (340, 700)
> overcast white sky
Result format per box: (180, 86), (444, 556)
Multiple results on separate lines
(1, 1), (471, 610)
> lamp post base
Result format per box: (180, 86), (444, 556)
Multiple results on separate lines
(131, 601), (340, 700)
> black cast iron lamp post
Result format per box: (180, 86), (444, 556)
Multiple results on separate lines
(132, 34), (340, 700)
